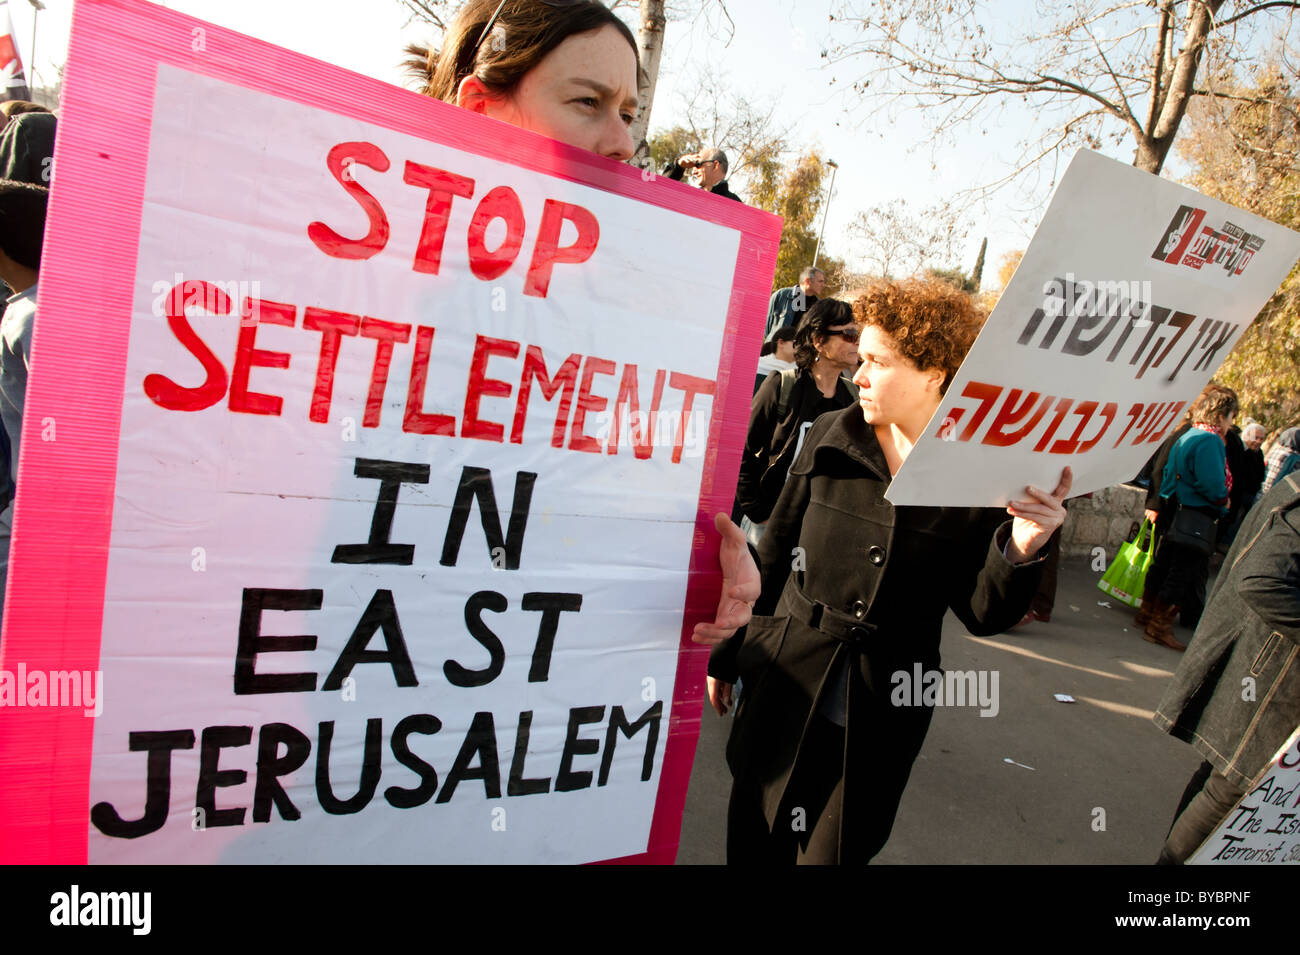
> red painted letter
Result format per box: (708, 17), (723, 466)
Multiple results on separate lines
(404, 161), (475, 275)
(403, 326), (457, 436)
(523, 200), (599, 298)
(229, 298), (296, 416)
(307, 142), (391, 260)
(303, 308), (361, 423)
(143, 281), (232, 412)
(467, 186), (526, 281)
(463, 335), (521, 442)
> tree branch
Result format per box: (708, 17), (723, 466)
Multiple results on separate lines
(1214, 0), (1300, 29)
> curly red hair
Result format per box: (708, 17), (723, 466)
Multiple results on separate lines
(850, 277), (986, 395)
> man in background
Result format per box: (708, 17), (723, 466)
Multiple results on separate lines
(764, 266), (824, 341)
(665, 147), (741, 202)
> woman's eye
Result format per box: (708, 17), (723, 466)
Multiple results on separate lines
(620, 112), (635, 126)
(575, 97), (599, 109)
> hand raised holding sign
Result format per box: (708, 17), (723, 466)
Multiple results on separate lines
(1006, 466), (1073, 563)
(692, 513), (760, 646)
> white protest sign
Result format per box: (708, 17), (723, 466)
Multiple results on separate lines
(886, 149), (1300, 507)
(1189, 726), (1300, 865)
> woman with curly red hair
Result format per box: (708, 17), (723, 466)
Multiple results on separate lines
(695, 277), (1072, 864)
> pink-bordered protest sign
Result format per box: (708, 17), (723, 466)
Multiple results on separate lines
(0, 0), (780, 863)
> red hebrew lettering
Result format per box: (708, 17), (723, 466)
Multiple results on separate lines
(303, 308), (361, 423)
(952, 381), (1003, 442)
(1077, 402), (1118, 453)
(307, 142), (392, 260)
(1032, 398), (1075, 452)
(463, 335), (521, 442)
(1050, 401), (1099, 455)
(982, 389), (1051, 448)
(402, 325), (456, 435)
(1148, 401), (1186, 444)
(1124, 403), (1162, 447)
(359, 318), (412, 428)
(143, 281), (233, 412)
(467, 186), (527, 281)
(512, 346), (581, 447)
(1112, 402), (1146, 448)
(667, 372), (715, 464)
(229, 298), (296, 416)
(1135, 401), (1173, 444)
(610, 365), (666, 460)
(404, 161), (476, 275)
(934, 408), (964, 439)
(523, 200), (600, 298)
(569, 356), (617, 454)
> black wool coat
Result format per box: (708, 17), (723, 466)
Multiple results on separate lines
(1154, 472), (1300, 789)
(710, 404), (1045, 834)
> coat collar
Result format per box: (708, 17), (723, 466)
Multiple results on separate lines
(808, 404), (892, 481)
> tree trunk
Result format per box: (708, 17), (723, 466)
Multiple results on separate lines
(630, 0), (667, 168)
(1134, 0), (1226, 174)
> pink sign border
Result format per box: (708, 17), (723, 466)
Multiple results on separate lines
(0, 0), (779, 863)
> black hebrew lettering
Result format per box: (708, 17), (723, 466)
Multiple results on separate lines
(196, 725), (253, 828)
(445, 591), (508, 688)
(436, 711), (502, 803)
(234, 588), (323, 695)
(598, 701), (663, 785)
(321, 590), (418, 691)
(507, 710), (551, 796)
(384, 714), (442, 809)
(522, 592), (583, 683)
(316, 718), (383, 815)
(439, 467), (537, 569)
(556, 706), (606, 792)
(332, 458), (431, 565)
(90, 730), (197, 839)
(253, 722), (312, 823)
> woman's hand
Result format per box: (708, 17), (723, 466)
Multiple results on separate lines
(1006, 467), (1073, 563)
(1144, 507), (1160, 525)
(692, 513), (760, 645)
(707, 676), (734, 717)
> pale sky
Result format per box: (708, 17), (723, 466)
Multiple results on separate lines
(4, 0), (1177, 288)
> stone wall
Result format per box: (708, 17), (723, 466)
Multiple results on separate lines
(1060, 484), (1148, 558)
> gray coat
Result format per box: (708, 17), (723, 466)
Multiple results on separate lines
(1153, 472), (1300, 788)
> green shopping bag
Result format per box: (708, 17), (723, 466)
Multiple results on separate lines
(1097, 519), (1156, 608)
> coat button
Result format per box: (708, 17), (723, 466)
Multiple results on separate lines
(867, 545), (886, 566)
(852, 600), (868, 618)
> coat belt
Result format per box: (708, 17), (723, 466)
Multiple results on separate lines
(785, 586), (878, 648)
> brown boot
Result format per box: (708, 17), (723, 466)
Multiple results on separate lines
(1134, 583), (1159, 628)
(1144, 602), (1186, 652)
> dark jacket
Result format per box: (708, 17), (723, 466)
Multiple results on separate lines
(1154, 472), (1300, 789)
(735, 369), (857, 524)
(710, 404), (1045, 833)
(764, 286), (817, 340)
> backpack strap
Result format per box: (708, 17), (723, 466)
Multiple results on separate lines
(775, 367), (799, 420)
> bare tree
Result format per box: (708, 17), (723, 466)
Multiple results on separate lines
(846, 198), (970, 279)
(825, 0), (1300, 186)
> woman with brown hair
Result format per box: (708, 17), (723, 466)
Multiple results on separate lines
(694, 277), (1071, 864)
(404, 0), (640, 162)
(1137, 385), (1239, 651)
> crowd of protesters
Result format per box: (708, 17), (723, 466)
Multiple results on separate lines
(2, 0), (1296, 869)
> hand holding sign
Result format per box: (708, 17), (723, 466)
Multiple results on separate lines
(692, 513), (760, 646)
(1006, 466), (1072, 563)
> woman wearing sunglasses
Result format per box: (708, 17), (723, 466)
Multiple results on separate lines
(406, 0), (639, 162)
(736, 299), (861, 549)
(696, 277), (1071, 864)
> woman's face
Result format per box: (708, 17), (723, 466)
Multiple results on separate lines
(816, 323), (861, 370)
(775, 338), (796, 363)
(457, 24), (638, 162)
(852, 324), (945, 427)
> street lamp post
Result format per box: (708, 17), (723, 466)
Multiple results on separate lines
(27, 1), (45, 91)
(812, 159), (838, 270)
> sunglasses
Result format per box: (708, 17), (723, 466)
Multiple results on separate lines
(472, 1), (588, 61)
(826, 327), (860, 343)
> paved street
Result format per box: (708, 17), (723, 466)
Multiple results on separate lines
(676, 555), (1209, 864)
